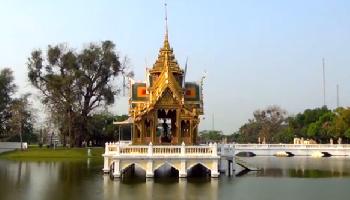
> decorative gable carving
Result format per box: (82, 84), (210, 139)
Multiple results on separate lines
(156, 88), (178, 106)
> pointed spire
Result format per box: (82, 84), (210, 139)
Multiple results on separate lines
(150, 2), (182, 73)
(163, 2), (170, 49)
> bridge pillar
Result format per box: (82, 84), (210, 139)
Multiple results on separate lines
(211, 160), (219, 178)
(113, 160), (121, 178)
(146, 160), (154, 178)
(179, 160), (187, 178)
(103, 157), (110, 173)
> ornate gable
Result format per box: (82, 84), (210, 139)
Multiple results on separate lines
(148, 51), (184, 106)
(156, 88), (179, 107)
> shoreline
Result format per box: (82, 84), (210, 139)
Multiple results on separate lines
(0, 147), (104, 161)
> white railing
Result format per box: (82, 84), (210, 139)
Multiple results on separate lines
(218, 144), (235, 156)
(153, 146), (181, 155)
(185, 145), (213, 155)
(104, 142), (218, 157)
(234, 144), (350, 149)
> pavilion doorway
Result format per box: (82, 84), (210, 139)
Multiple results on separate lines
(157, 109), (177, 144)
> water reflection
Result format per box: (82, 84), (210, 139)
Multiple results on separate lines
(111, 176), (218, 200)
(1, 157), (350, 200)
(241, 156), (350, 178)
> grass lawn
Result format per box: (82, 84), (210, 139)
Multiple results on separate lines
(0, 146), (104, 161)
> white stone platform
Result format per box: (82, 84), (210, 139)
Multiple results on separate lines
(102, 142), (220, 178)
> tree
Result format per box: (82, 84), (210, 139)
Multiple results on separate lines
(198, 130), (224, 143)
(0, 68), (16, 138)
(237, 120), (261, 143)
(236, 105), (288, 143)
(27, 41), (131, 146)
(253, 105), (287, 143)
(7, 94), (35, 148)
(288, 106), (331, 140)
(307, 122), (319, 140)
(344, 129), (350, 143)
(332, 107), (350, 143)
(86, 113), (129, 145)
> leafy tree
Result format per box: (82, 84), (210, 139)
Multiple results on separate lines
(83, 113), (129, 145)
(332, 107), (350, 142)
(318, 112), (336, 142)
(274, 127), (294, 143)
(237, 120), (261, 143)
(236, 105), (287, 143)
(288, 106), (330, 139)
(307, 122), (319, 140)
(198, 130), (224, 143)
(0, 68), (16, 137)
(27, 41), (131, 146)
(7, 94), (36, 145)
(344, 129), (350, 143)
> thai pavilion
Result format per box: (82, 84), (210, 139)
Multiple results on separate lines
(125, 19), (204, 145)
(104, 7), (222, 179)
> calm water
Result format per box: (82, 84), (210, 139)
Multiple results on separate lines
(1, 157), (350, 200)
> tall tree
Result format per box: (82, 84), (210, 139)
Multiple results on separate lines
(332, 107), (350, 143)
(7, 94), (35, 148)
(235, 105), (287, 143)
(27, 41), (131, 146)
(253, 105), (287, 142)
(288, 106), (330, 139)
(0, 68), (16, 138)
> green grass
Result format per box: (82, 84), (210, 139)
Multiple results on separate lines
(0, 147), (104, 161)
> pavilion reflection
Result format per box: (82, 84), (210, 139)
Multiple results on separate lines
(103, 177), (218, 200)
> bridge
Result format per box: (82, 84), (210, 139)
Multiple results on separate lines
(217, 143), (350, 175)
(233, 144), (350, 157)
(102, 142), (220, 178)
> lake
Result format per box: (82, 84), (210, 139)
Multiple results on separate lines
(0, 156), (350, 200)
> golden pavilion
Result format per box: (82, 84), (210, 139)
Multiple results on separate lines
(128, 17), (204, 145)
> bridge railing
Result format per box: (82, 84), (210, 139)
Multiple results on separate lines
(104, 142), (218, 157)
(185, 145), (213, 155)
(234, 144), (350, 149)
(217, 144), (235, 156)
(153, 146), (181, 155)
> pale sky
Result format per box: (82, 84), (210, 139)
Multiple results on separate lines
(1, 0), (350, 134)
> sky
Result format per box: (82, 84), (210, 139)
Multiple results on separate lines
(1, 0), (350, 134)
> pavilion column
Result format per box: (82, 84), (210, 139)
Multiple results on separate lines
(175, 109), (180, 144)
(189, 120), (193, 145)
(140, 119), (145, 144)
(132, 124), (136, 144)
(152, 110), (158, 144)
(179, 119), (183, 143)
(193, 120), (198, 144)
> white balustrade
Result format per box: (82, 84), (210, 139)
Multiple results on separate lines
(103, 142), (218, 157)
(104, 143), (350, 158)
(234, 144), (350, 150)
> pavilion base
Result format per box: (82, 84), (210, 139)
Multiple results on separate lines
(102, 142), (220, 179)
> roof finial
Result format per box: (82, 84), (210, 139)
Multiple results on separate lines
(164, 3), (168, 40)
(163, 2), (170, 49)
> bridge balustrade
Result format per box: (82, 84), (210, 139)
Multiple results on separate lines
(104, 142), (218, 157)
(234, 144), (350, 150)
